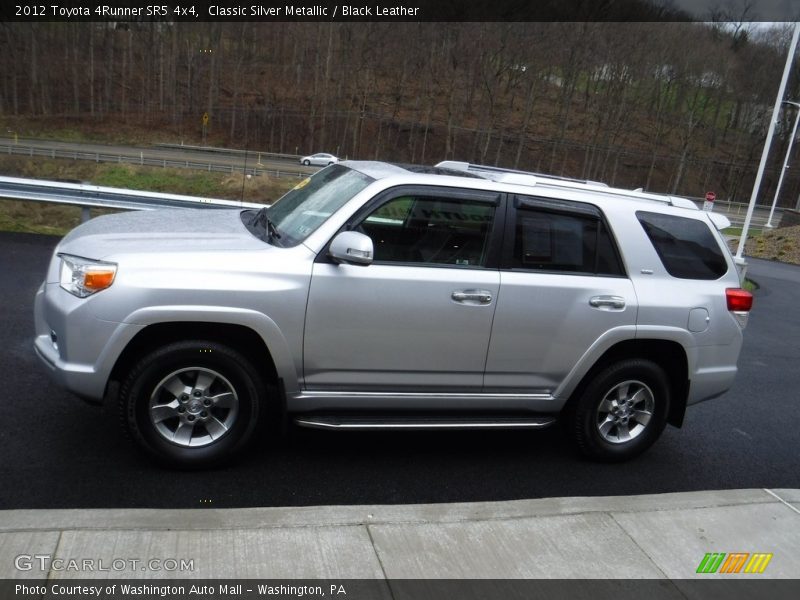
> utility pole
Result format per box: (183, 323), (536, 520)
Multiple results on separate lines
(735, 22), (800, 270)
(765, 101), (800, 228)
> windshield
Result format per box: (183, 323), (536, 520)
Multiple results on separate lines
(260, 165), (374, 246)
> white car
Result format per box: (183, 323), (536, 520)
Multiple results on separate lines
(300, 153), (339, 166)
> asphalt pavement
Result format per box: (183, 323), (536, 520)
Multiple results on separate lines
(1, 232), (799, 511)
(1, 231), (799, 591)
(0, 137), (314, 178)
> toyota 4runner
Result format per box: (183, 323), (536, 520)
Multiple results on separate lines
(34, 161), (753, 466)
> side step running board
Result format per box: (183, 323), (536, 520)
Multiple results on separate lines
(293, 415), (557, 431)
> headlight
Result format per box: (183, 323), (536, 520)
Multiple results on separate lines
(58, 254), (117, 298)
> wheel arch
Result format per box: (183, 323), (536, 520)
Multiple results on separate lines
(562, 339), (689, 428)
(109, 321), (286, 396)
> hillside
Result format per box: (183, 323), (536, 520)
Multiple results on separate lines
(1, 22), (799, 207)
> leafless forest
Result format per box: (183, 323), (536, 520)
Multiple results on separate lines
(2, 21), (799, 203)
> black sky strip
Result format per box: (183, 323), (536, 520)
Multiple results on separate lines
(2, 0), (798, 23)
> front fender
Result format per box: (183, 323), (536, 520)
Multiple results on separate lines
(122, 305), (301, 394)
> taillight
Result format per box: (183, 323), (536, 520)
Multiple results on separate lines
(726, 288), (753, 312)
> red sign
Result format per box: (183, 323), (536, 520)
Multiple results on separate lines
(705, 191), (716, 202)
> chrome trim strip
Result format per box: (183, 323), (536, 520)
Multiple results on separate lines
(294, 417), (557, 431)
(293, 391), (554, 401)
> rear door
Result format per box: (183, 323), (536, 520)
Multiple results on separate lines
(484, 195), (637, 394)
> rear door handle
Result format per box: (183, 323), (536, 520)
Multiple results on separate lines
(452, 289), (493, 305)
(589, 295), (626, 310)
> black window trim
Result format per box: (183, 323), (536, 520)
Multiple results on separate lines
(636, 209), (729, 281)
(316, 185), (507, 270)
(501, 194), (627, 278)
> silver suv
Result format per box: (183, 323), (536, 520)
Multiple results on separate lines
(33, 161), (753, 467)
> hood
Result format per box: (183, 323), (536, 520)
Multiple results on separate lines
(57, 208), (266, 260)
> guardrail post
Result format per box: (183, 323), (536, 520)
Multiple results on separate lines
(81, 207), (91, 223)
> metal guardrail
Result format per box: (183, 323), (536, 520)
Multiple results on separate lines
(154, 143), (302, 162)
(0, 175), (265, 221)
(0, 143), (307, 179)
(0, 160), (783, 229)
(692, 199), (781, 229)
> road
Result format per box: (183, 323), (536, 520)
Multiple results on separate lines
(1, 231), (798, 510)
(0, 137), (782, 227)
(0, 137), (315, 178)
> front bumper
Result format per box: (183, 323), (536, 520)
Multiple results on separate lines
(33, 282), (143, 402)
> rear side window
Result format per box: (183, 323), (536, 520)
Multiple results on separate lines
(637, 211), (727, 280)
(513, 199), (624, 276)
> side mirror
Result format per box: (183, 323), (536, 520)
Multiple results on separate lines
(328, 231), (374, 266)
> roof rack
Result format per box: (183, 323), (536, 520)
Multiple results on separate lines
(436, 161), (609, 187)
(434, 161), (701, 210)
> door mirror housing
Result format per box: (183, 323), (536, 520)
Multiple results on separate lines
(328, 231), (374, 266)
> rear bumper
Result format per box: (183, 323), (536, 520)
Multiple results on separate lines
(686, 337), (742, 406)
(686, 364), (737, 405)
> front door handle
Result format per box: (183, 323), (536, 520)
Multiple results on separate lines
(589, 295), (626, 310)
(452, 290), (493, 305)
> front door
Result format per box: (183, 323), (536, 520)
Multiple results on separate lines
(303, 188), (502, 392)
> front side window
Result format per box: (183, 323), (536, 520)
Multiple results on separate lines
(637, 211), (727, 280)
(512, 200), (624, 276)
(357, 195), (496, 267)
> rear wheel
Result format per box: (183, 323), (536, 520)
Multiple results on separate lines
(302, 159), (310, 166)
(566, 359), (669, 461)
(120, 340), (264, 468)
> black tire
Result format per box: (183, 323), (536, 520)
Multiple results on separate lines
(120, 340), (264, 469)
(327, 161), (334, 165)
(566, 359), (669, 462)
(303, 159), (310, 166)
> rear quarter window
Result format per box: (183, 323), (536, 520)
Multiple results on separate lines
(636, 211), (727, 280)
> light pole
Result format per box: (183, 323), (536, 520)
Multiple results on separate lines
(736, 21), (800, 268)
(765, 100), (800, 228)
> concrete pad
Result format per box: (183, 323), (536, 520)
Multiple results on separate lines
(369, 512), (667, 579)
(0, 531), (60, 579)
(45, 526), (383, 579)
(0, 489), (779, 532)
(612, 502), (800, 579)
(771, 489), (800, 502)
(766, 489), (800, 515)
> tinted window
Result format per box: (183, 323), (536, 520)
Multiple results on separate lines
(358, 196), (495, 267)
(513, 206), (623, 276)
(637, 211), (727, 280)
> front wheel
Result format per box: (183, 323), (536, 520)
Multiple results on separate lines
(566, 359), (669, 462)
(302, 159), (310, 166)
(120, 340), (264, 468)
